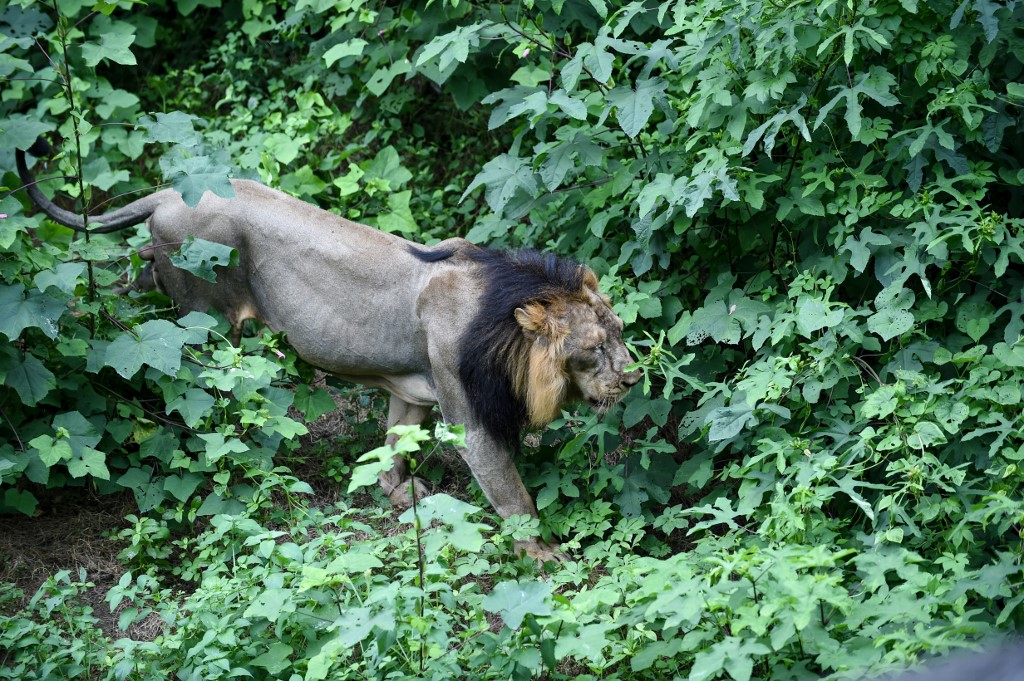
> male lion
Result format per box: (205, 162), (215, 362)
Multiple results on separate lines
(17, 145), (640, 560)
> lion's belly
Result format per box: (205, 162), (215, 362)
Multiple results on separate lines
(331, 373), (437, 406)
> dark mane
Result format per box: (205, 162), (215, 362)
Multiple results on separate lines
(457, 248), (589, 449)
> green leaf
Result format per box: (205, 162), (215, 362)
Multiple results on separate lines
(3, 352), (56, 406)
(325, 551), (384, 574)
(706, 404), (756, 442)
(377, 190), (418, 234)
(867, 286), (915, 341)
(34, 263), (87, 295)
(82, 156), (130, 191)
(323, 38), (367, 67)
(363, 146), (413, 188)
(842, 228), (891, 273)
(168, 236), (239, 283)
(862, 385), (899, 419)
(263, 132), (305, 164)
(294, 385), (337, 422)
(795, 299), (844, 337)
(548, 89), (588, 120)
(0, 115), (56, 152)
(251, 643), (293, 675)
(166, 388), (215, 428)
(80, 23), (137, 67)
(366, 59), (412, 96)
(606, 78), (665, 138)
(166, 156), (236, 208)
(461, 154), (538, 215)
(53, 411), (102, 455)
(482, 579), (553, 629)
(0, 284), (67, 340)
(243, 588), (293, 621)
(105, 319), (191, 378)
(67, 447), (110, 480)
(163, 473), (204, 501)
(31, 435), (73, 467)
(3, 489), (37, 516)
(398, 493), (489, 551)
(139, 111), (203, 146)
(198, 432), (250, 464)
(955, 298), (994, 342)
(416, 24), (481, 72)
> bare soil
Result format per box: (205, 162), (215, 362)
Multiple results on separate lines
(0, 382), (476, 643)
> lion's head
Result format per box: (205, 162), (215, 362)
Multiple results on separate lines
(458, 249), (640, 448)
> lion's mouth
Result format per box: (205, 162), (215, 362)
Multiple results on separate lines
(587, 394), (620, 413)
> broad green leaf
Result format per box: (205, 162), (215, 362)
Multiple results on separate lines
(323, 38), (367, 67)
(366, 59), (412, 96)
(706, 403), (756, 442)
(34, 263), (87, 295)
(3, 489), (37, 516)
(0, 284), (67, 340)
(82, 156), (130, 191)
(3, 352), (56, 406)
(363, 146), (413, 188)
(67, 447), (110, 480)
(377, 190), (418, 234)
(842, 228), (891, 273)
(163, 473), (204, 501)
(867, 286), (915, 341)
(325, 551), (383, 574)
(263, 132), (305, 164)
(166, 388), (215, 428)
(166, 156), (236, 207)
(399, 493), (488, 551)
(139, 111), (203, 146)
(294, 385), (338, 422)
(53, 411), (103, 456)
(795, 299), (844, 337)
(243, 588), (293, 621)
(955, 298), (995, 342)
(606, 78), (665, 138)
(168, 236), (239, 283)
(105, 319), (191, 378)
(251, 643), (293, 675)
(461, 154), (538, 214)
(548, 90), (588, 120)
(30, 435), (73, 467)
(198, 433), (250, 464)
(862, 385), (899, 419)
(81, 24), (138, 67)
(482, 579), (553, 629)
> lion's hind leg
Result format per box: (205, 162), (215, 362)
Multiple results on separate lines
(378, 396), (432, 508)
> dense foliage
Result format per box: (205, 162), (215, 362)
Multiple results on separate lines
(2, 0), (1023, 678)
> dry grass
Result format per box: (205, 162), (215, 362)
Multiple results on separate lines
(0, 382), (489, 648)
(0, 487), (165, 642)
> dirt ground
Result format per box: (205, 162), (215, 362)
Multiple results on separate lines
(0, 384), (472, 643)
(0, 486), (160, 641)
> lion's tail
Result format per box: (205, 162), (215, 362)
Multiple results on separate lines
(17, 139), (165, 234)
(407, 237), (476, 263)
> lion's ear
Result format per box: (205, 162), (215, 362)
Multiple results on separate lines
(514, 304), (546, 339)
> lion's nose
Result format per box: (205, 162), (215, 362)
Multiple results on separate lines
(622, 370), (641, 388)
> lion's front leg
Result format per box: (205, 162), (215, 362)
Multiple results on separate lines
(378, 396), (432, 508)
(460, 428), (568, 562)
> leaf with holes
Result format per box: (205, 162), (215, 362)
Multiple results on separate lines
(168, 236), (239, 283)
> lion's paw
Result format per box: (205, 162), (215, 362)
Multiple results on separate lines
(514, 539), (569, 563)
(386, 477), (431, 508)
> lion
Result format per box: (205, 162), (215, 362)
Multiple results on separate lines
(17, 144), (640, 560)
